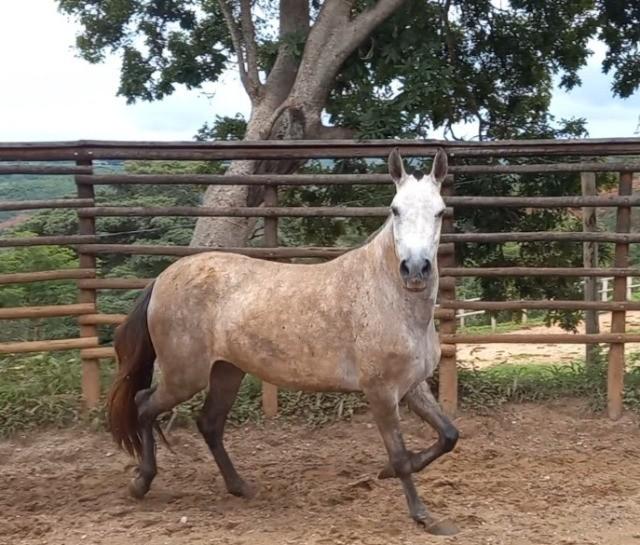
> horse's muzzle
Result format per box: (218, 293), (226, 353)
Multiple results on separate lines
(400, 257), (431, 291)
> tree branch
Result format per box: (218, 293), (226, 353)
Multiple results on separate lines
(339, 0), (407, 58)
(263, 0), (310, 107)
(307, 120), (356, 140)
(240, 0), (262, 94)
(217, 0), (252, 97)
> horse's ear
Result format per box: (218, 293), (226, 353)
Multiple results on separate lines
(431, 148), (448, 185)
(388, 147), (406, 186)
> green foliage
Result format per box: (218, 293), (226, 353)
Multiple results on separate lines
(0, 352), (111, 436)
(196, 114), (247, 141)
(0, 239), (79, 341)
(58, 0), (229, 103)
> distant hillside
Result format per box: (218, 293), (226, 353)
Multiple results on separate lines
(0, 161), (124, 230)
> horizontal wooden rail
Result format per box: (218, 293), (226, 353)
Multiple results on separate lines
(78, 173), (393, 186)
(77, 278), (153, 289)
(440, 344), (456, 358)
(0, 268), (95, 285)
(75, 244), (348, 259)
(0, 235), (98, 248)
(439, 267), (640, 277)
(0, 198), (93, 211)
(78, 313), (127, 325)
(451, 162), (638, 174)
(439, 300), (640, 311)
(441, 333), (640, 344)
(80, 346), (115, 359)
(80, 205), (399, 218)
(3, 232), (635, 249)
(445, 195), (640, 208)
(74, 198), (640, 219)
(441, 232), (640, 244)
(0, 336), (99, 354)
(3, 138), (640, 160)
(0, 303), (95, 320)
(0, 165), (93, 175)
(75, 243), (455, 259)
(75, 166), (640, 187)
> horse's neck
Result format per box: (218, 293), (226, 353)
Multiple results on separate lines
(361, 221), (439, 308)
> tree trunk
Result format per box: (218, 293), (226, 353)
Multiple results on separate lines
(190, 104), (307, 247)
(191, 0), (406, 248)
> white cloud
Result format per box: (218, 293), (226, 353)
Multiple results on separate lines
(550, 40), (640, 137)
(0, 0), (249, 141)
(0, 2), (637, 141)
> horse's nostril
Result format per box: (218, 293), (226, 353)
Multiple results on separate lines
(400, 259), (410, 278)
(421, 259), (432, 276)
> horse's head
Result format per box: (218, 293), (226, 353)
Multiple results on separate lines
(388, 147), (448, 292)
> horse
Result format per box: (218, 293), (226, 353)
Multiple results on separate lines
(107, 147), (460, 534)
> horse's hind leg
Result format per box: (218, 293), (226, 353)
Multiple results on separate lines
(197, 360), (253, 498)
(130, 383), (181, 499)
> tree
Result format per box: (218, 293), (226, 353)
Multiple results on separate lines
(57, 0), (640, 249)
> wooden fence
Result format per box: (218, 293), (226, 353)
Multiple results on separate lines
(457, 277), (640, 330)
(1, 139), (639, 420)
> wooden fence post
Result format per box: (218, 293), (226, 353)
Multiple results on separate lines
(581, 172), (599, 366)
(262, 185), (279, 417)
(75, 159), (100, 408)
(439, 173), (457, 416)
(607, 171), (632, 420)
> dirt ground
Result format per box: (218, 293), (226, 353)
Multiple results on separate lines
(457, 311), (640, 369)
(1, 401), (639, 545)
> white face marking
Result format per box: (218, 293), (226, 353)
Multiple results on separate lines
(390, 174), (445, 278)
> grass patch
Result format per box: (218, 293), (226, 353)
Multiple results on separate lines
(0, 352), (112, 436)
(460, 316), (546, 335)
(1, 351), (639, 438)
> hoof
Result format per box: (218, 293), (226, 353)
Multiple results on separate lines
(421, 518), (459, 536)
(377, 464), (395, 479)
(228, 480), (256, 499)
(128, 476), (151, 499)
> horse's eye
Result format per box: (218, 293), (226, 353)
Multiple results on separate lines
(435, 208), (446, 218)
(391, 206), (400, 217)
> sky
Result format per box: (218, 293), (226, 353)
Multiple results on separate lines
(0, 0), (638, 142)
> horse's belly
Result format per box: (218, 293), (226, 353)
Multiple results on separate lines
(220, 331), (360, 392)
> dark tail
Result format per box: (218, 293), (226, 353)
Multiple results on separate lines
(107, 281), (156, 459)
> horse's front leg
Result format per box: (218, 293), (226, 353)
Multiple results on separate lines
(365, 389), (436, 529)
(378, 380), (458, 479)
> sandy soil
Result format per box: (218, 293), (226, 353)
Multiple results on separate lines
(457, 311), (640, 369)
(1, 401), (639, 545)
